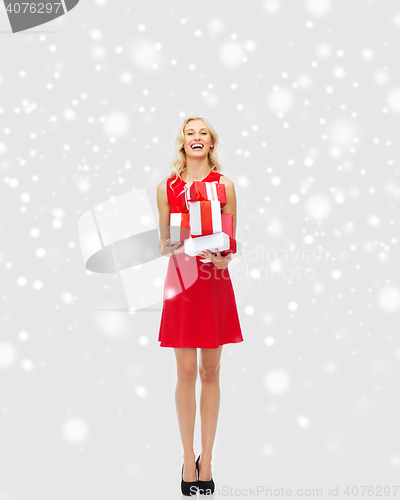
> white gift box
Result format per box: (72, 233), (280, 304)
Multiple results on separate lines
(169, 213), (190, 244)
(184, 232), (230, 257)
(188, 200), (222, 236)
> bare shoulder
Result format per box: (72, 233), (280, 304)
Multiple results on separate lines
(157, 175), (172, 206)
(219, 175), (235, 189)
(157, 175), (171, 191)
(220, 174), (237, 220)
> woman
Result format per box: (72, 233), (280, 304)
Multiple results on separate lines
(156, 116), (244, 496)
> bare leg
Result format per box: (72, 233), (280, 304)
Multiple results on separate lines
(174, 347), (198, 482)
(198, 346), (223, 481)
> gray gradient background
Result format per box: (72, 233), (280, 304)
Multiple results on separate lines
(1, 0), (400, 499)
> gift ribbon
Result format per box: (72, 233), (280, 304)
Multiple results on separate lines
(178, 180), (219, 212)
(189, 200), (222, 236)
(192, 181), (219, 202)
(206, 182), (219, 201)
(201, 201), (213, 235)
(177, 181), (195, 213)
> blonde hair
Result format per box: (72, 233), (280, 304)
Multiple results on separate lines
(169, 116), (223, 193)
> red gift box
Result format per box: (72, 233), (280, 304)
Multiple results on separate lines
(178, 180), (227, 212)
(218, 212), (235, 255)
(188, 180), (227, 207)
(221, 213), (233, 238)
(219, 235), (236, 256)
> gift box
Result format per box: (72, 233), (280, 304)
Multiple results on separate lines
(221, 213), (233, 238)
(188, 200), (222, 237)
(218, 213), (236, 255)
(195, 213), (236, 262)
(170, 213), (190, 244)
(188, 180), (227, 207)
(178, 180), (227, 212)
(184, 232), (237, 257)
(219, 235), (236, 256)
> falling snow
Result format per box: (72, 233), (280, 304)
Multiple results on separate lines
(0, 0), (400, 498)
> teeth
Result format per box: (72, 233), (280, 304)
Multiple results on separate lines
(192, 145), (203, 149)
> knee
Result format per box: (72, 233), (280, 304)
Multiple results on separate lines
(199, 366), (220, 383)
(177, 366), (197, 384)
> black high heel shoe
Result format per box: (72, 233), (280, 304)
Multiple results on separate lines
(196, 455), (215, 495)
(181, 461), (199, 496)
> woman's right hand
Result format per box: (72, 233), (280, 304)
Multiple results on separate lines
(160, 238), (185, 257)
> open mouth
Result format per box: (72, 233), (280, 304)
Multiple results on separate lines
(191, 144), (204, 150)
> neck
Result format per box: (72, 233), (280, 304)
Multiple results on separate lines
(182, 157), (211, 183)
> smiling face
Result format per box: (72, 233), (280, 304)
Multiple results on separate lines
(183, 119), (214, 159)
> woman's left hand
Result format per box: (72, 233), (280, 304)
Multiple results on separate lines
(198, 248), (233, 269)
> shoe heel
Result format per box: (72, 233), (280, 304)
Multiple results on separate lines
(181, 462), (198, 496)
(196, 455), (215, 495)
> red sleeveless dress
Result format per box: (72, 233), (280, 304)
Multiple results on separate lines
(158, 170), (244, 349)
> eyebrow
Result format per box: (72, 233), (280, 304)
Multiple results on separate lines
(186, 128), (207, 132)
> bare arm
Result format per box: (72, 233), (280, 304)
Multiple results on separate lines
(156, 176), (171, 254)
(156, 176), (184, 257)
(220, 176), (237, 240)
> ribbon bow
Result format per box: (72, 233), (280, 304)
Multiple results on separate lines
(178, 180), (218, 212)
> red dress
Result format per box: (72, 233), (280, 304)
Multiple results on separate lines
(158, 170), (244, 349)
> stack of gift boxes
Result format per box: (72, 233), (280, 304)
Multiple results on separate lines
(170, 180), (237, 259)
